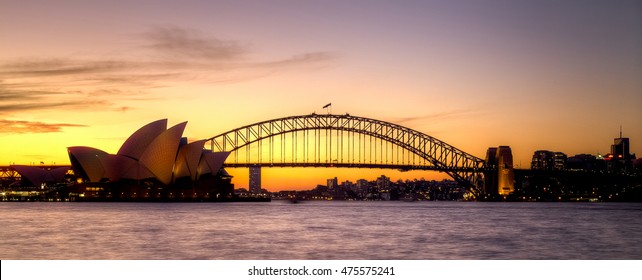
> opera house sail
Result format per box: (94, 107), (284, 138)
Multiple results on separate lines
(65, 119), (234, 201)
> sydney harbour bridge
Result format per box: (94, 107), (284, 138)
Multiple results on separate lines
(205, 113), (511, 197)
(2, 113), (514, 198)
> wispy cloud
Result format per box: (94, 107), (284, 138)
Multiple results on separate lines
(0, 26), (335, 115)
(0, 26), (336, 133)
(0, 59), (131, 78)
(143, 26), (248, 62)
(394, 109), (481, 125)
(0, 119), (87, 134)
(0, 84), (124, 115)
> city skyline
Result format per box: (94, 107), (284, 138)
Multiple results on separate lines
(1, 0), (640, 190)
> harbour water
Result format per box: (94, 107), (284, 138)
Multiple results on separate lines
(1, 201), (641, 259)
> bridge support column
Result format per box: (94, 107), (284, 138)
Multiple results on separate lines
(249, 166), (261, 193)
(485, 146), (515, 198)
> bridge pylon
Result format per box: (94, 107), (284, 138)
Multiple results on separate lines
(483, 146), (515, 198)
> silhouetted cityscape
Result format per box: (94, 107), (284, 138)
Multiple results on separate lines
(239, 132), (641, 202)
(1, 118), (640, 202)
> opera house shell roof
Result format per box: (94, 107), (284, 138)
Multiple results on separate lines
(68, 119), (229, 185)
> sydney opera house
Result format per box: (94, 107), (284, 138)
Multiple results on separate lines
(65, 119), (234, 201)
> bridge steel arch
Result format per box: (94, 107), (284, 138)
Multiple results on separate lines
(206, 114), (486, 195)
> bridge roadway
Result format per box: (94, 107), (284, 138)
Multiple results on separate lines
(1, 165), (72, 179)
(0, 164), (485, 180)
(222, 162), (484, 172)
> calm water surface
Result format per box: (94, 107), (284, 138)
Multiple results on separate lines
(1, 201), (641, 259)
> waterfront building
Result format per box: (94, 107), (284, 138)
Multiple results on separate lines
(249, 166), (261, 193)
(327, 177), (338, 189)
(531, 150), (553, 170)
(606, 131), (636, 174)
(553, 152), (567, 170)
(66, 119), (233, 200)
(531, 150), (567, 171)
(376, 175), (390, 190)
(567, 154), (602, 172)
(356, 179), (369, 197)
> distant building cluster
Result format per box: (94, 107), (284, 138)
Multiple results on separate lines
(516, 132), (642, 202)
(530, 133), (640, 175)
(270, 175), (467, 201)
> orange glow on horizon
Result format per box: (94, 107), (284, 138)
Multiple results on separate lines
(1, 1), (640, 191)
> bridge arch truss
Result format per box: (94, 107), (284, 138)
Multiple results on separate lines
(206, 114), (486, 194)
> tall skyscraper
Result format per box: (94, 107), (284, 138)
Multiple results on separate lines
(327, 177), (338, 189)
(611, 135), (630, 159)
(608, 128), (634, 174)
(249, 166), (261, 193)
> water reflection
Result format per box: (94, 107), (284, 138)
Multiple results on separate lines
(1, 201), (641, 259)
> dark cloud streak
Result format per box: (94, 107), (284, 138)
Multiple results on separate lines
(0, 25), (336, 120)
(0, 100), (108, 113)
(0, 119), (87, 134)
(143, 26), (249, 62)
(0, 60), (133, 77)
(394, 109), (481, 125)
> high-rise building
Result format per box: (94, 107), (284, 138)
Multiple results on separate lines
(249, 166), (261, 193)
(327, 177), (338, 189)
(553, 152), (567, 170)
(531, 150), (567, 170)
(531, 150), (554, 170)
(605, 128), (636, 174)
(611, 131), (630, 158)
(376, 175), (390, 190)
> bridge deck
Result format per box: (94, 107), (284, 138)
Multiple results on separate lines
(223, 162), (485, 172)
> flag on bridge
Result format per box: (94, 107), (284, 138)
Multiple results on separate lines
(322, 103), (331, 109)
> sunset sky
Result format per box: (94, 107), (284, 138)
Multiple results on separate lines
(1, 0), (640, 190)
